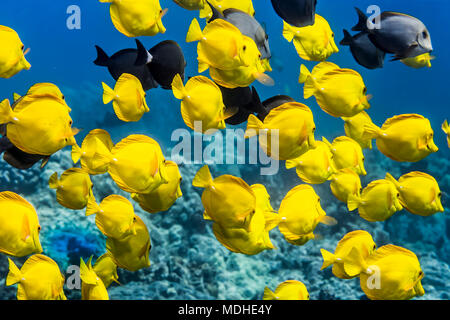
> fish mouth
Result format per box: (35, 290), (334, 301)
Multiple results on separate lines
(427, 142), (438, 153)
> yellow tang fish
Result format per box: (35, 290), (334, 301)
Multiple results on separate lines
(329, 168), (362, 203)
(192, 165), (256, 230)
(80, 257), (109, 300)
(442, 119), (450, 148)
(363, 114), (438, 162)
(0, 192), (42, 257)
(200, 0), (255, 19)
(345, 244), (425, 300)
(132, 161), (183, 213)
(386, 172), (444, 217)
(211, 184), (279, 255)
(348, 179), (403, 222)
(48, 168), (95, 210)
(299, 64), (371, 118)
(15, 83), (70, 112)
(172, 74), (232, 133)
(245, 102), (317, 160)
(173, 0), (206, 11)
(209, 54), (274, 89)
(72, 129), (114, 175)
(0, 25), (31, 78)
(186, 18), (258, 72)
(263, 280), (309, 300)
(102, 73), (150, 122)
(6, 255), (66, 300)
(285, 137), (336, 184)
(91, 134), (168, 194)
(282, 15), (339, 62)
(86, 195), (137, 240)
(0, 95), (79, 156)
(106, 214), (151, 272)
(330, 136), (366, 176)
(320, 230), (377, 279)
(99, 0), (167, 37)
(342, 111), (374, 150)
(278, 185), (337, 246)
(93, 253), (120, 288)
(401, 53), (434, 69)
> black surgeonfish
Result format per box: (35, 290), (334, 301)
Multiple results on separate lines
(270, 0), (317, 28)
(219, 86), (264, 125)
(94, 40), (159, 91)
(352, 7), (433, 60)
(340, 29), (385, 70)
(143, 40), (187, 90)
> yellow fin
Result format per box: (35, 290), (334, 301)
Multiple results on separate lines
(0, 99), (16, 124)
(86, 196), (101, 217)
(282, 21), (296, 42)
(186, 18), (203, 43)
(244, 114), (264, 138)
(102, 82), (115, 105)
(385, 172), (400, 189)
(80, 258), (97, 285)
(347, 194), (361, 211)
(192, 165), (213, 188)
(48, 172), (59, 189)
(171, 74), (188, 100)
(263, 287), (277, 300)
(6, 258), (22, 286)
(320, 249), (336, 270)
(343, 247), (367, 277)
(13, 93), (21, 102)
(71, 143), (82, 164)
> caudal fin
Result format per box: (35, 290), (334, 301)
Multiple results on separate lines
(186, 19), (203, 43)
(340, 29), (353, 46)
(320, 249), (336, 270)
(94, 45), (110, 66)
(244, 114), (264, 138)
(192, 165), (214, 188)
(352, 7), (369, 32)
(263, 287), (277, 300)
(0, 99), (16, 124)
(48, 172), (59, 189)
(171, 74), (188, 100)
(385, 172), (400, 189)
(6, 258), (22, 286)
(362, 122), (382, 140)
(282, 22), (296, 42)
(85, 196), (101, 217)
(347, 194), (361, 211)
(102, 82), (115, 104)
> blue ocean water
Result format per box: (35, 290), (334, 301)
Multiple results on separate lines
(0, 0), (449, 300)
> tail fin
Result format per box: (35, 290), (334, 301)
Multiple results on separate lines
(285, 159), (298, 170)
(385, 173), (400, 189)
(171, 74), (188, 100)
(186, 19), (203, 43)
(300, 65), (318, 99)
(6, 258), (22, 286)
(442, 119), (449, 134)
(98, 0), (114, 3)
(48, 172), (59, 189)
(362, 122), (382, 140)
(244, 114), (264, 138)
(205, 0), (224, 22)
(263, 287), (277, 300)
(347, 194), (361, 211)
(343, 247), (367, 277)
(320, 249), (336, 270)
(298, 64), (311, 84)
(85, 196), (101, 217)
(94, 45), (110, 66)
(340, 29), (353, 46)
(0, 99), (15, 124)
(192, 165), (214, 188)
(352, 7), (369, 32)
(71, 143), (82, 164)
(282, 22), (296, 42)
(102, 82), (115, 104)
(80, 258), (97, 285)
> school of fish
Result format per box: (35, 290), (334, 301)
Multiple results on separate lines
(0, 0), (446, 301)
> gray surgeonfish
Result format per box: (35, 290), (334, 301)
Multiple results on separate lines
(270, 0), (317, 28)
(94, 40), (159, 91)
(352, 7), (433, 60)
(340, 29), (386, 70)
(136, 40), (187, 90)
(258, 95), (296, 121)
(207, 2), (271, 60)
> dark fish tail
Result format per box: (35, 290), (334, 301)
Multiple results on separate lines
(340, 29), (353, 46)
(94, 45), (110, 66)
(135, 39), (152, 66)
(249, 87), (266, 115)
(352, 7), (368, 32)
(206, 0), (224, 23)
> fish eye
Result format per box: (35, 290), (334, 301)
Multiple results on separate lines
(69, 120), (73, 125)
(422, 31), (428, 38)
(332, 33), (335, 38)
(359, 187), (363, 193)
(312, 127), (316, 132)
(363, 87), (367, 94)
(397, 193), (400, 198)
(38, 226), (41, 232)
(133, 217), (137, 222)
(258, 54), (261, 58)
(21, 44), (24, 51)
(62, 95), (65, 100)
(373, 244), (376, 249)
(243, 45), (247, 51)
(265, 34), (269, 40)
(438, 192), (442, 198)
